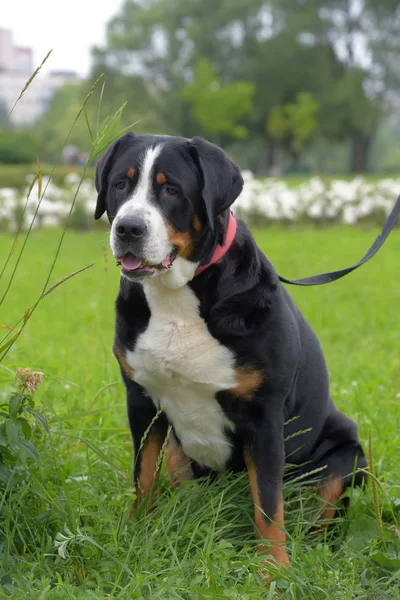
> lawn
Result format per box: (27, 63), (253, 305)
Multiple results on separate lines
(1, 225), (399, 599)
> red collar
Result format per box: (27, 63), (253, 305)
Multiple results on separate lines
(194, 212), (237, 277)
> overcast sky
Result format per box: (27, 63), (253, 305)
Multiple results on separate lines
(1, 0), (123, 76)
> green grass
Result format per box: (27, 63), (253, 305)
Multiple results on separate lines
(1, 226), (400, 598)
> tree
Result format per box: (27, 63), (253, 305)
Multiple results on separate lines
(0, 130), (39, 164)
(36, 84), (92, 160)
(268, 92), (320, 162)
(90, 0), (198, 137)
(181, 58), (254, 141)
(0, 101), (8, 127)
(90, 0), (400, 173)
(282, 0), (400, 172)
(91, 0), (331, 168)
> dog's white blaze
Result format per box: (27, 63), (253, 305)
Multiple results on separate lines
(126, 279), (237, 470)
(110, 145), (171, 264)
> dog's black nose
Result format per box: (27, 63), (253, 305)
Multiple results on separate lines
(116, 216), (147, 240)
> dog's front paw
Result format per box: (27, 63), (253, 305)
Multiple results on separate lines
(129, 486), (158, 519)
(258, 546), (291, 587)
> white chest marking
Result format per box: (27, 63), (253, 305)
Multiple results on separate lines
(126, 280), (237, 470)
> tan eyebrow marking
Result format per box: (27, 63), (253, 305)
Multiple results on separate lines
(126, 168), (135, 179)
(156, 172), (167, 185)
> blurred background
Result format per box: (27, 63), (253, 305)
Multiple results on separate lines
(1, 0), (400, 177)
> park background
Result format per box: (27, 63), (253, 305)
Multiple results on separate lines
(1, 1), (400, 598)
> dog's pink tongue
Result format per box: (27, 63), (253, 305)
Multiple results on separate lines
(161, 254), (173, 268)
(121, 253), (142, 271)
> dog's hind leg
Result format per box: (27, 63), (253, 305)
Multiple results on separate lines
(318, 475), (346, 521)
(309, 410), (368, 523)
(316, 448), (367, 523)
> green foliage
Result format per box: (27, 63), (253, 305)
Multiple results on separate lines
(83, 0), (400, 173)
(35, 84), (93, 159)
(181, 58), (254, 139)
(268, 92), (320, 155)
(0, 102), (8, 125)
(0, 369), (48, 486)
(0, 130), (39, 164)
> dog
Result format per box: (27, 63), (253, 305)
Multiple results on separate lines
(94, 132), (367, 569)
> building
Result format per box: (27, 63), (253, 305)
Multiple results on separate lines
(15, 47), (33, 75)
(0, 28), (79, 126)
(0, 28), (32, 74)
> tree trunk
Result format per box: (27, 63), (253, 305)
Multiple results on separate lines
(290, 148), (301, 163)
(265, 134), (278, 175)
(350, 132), (371, 173)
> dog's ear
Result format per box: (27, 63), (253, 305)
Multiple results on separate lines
(189, 137), (243, 230)
(94, 132), (136, 220)
(94, 139), (120, 220)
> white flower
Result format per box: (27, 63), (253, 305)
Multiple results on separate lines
(64, 172), (81, 186)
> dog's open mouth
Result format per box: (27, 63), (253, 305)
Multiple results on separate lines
(117, 249), (178, 276)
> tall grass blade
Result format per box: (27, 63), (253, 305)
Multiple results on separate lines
(96, 80), (106, 135)
(41, 263), (94, 298)
(368, 429), (384, 539)
(83, 108), (94, 142)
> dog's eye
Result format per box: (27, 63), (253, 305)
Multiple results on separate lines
(165, 187), (178, 196)
(116, 181), (126, 191)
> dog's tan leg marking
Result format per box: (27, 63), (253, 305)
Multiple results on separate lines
(230, 366), (263, 401)
(245, 453), (290, 570)
(165, 437), (194, 489)
(113, 343), (134, 379)
(133, 433), (164, 512)
(318, 476), (344, 522)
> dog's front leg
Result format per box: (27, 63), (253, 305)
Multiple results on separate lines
(243, 409), (290, 572)
(165, 433), (194, 489)
(126, 381), (168, 512)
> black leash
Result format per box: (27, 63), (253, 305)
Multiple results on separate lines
(278, 194), (400, 287)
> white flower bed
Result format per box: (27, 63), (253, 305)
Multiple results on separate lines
(0, 171), (399, 231)
(236, 171), (400, 225)
(0, 174), (97, 231)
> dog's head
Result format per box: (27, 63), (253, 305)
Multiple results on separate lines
(94, 132), (243, 287)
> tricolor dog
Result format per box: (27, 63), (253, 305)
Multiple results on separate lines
(94, 132), (366, 569)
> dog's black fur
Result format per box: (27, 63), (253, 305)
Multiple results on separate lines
(95, 132), (367, 566)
